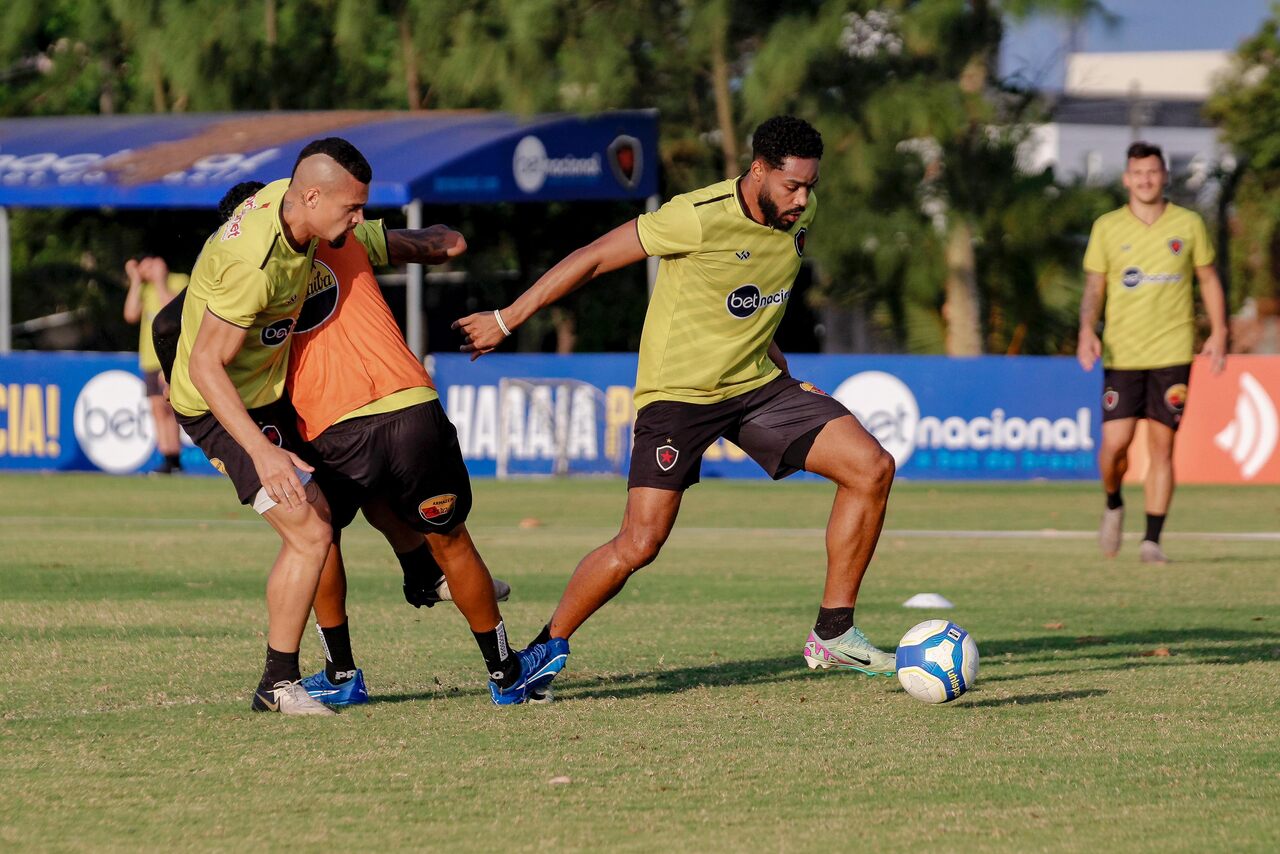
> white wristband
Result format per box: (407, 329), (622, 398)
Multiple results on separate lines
(493, 309), (512, 338)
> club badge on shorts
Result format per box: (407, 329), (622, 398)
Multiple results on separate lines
(261, 425), (283, 446)
(1164, 383), (1188, 412)
(418, 493), (457, 525)
(656, 444), (679, 472)
(1103, 389), (1119, 411)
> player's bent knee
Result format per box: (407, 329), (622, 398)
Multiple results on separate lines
(616, 529), (666, 570)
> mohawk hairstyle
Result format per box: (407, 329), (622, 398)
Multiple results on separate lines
(751, 116), (824, 170)
(217, 181), (267, 221)
(292, 137), (372, 184)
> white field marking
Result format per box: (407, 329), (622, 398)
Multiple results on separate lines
(0, 517), (1276, 542)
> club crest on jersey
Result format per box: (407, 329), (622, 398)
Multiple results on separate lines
(1168, 237), (1184, 256)
(656, 444), (679, 472)
(1164, 383), (1188, 411)
(607, 135), (643, 190)
(295, 259), (340, 333)
(1103, 389), (1120, 411)
(418, 494), (457, 525)
(260, 425), (283, 446)
(794, 227), (807, 257)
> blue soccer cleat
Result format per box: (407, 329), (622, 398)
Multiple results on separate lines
(524, 637), (570, 704)
(489, 639), (570, 706)
(301, 668), (370, 706)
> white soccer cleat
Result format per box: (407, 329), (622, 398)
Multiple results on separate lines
(803, 627), (896, 675)
(252, 680), (337, 716)
(1139, 540), (1170, 565)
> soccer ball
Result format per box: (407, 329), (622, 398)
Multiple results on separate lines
(895, 620), (979, 704)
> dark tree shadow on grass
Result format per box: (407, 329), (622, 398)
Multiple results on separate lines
(960, 689), (1108, 708)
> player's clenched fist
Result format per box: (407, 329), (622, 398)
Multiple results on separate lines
(451, 309), (511, 361)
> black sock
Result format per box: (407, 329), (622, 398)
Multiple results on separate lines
(398, 542), (444, 591)
(474, 621), (520, 689)
(814, 606), (854, 641)
(317, 620), (356, 684)
(1106, 490), (1123, 510)
(1145, 513), (1166, 544)
(530, 622), (552, 647)
(164, 453), (181, 468)
(260, 646), (300, 689)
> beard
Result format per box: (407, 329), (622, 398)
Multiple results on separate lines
(328, 231), (349, 249)
(757, 189), (804, 230)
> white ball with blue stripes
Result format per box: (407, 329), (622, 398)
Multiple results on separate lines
(895, 620), (979, 704)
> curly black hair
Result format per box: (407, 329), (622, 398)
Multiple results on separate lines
(217, 180), (267, 221)
(292, 136), (372, 183)
(751, 116), (823, 169)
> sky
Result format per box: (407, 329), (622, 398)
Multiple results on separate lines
(999, 0), (1276, 90)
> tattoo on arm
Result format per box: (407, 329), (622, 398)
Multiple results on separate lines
(387, 226), (457, 266)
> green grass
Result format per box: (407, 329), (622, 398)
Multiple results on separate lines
(1, 474), (1278, 852)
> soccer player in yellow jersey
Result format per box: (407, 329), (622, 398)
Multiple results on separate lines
(169, 138), (375, 716)
(455, 116), (898, 699)
(123, 255), (186, 473)
(1078, 141), (1228, 564)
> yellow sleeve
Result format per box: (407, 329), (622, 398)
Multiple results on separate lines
(353, 220), (389, 267)
(206, 261), (270, 329)
(167, 273), (190, 294)
(1082, 219), (1108, 273)
(636, 197), (702, 256)
(1191, 214), (1216, 267)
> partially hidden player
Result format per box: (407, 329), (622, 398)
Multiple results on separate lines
(123, 254), (187, 473)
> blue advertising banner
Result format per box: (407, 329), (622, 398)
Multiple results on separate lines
(2, 351), (1101, 480)
(429, 353), (1103, 480)
(0, 352), (213, 474)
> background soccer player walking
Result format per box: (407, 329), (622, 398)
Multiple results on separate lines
(1078, 141), (1228, 564)
(455, 116), (898, 701)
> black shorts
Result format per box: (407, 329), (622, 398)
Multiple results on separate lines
(629, 375), (851, 491)
(143, 369), (164, 397)
(175, 397), (315, 506)
(308, 400), (472, 534)
(1102, 364), (1192, 431)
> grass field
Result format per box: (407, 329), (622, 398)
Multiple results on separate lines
(2, 474), (1278, 852)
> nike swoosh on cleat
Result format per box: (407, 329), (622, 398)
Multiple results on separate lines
(840, 655), (872, 666)
(528, 653), (568, 682)
(256, 693), (279, 711)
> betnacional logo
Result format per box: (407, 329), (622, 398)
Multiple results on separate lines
(260, 316), (296, 347)
(418, 493), (458, 525)
(833, 371), (919, 467)
(1213, 372), (1278, 480)
(295, 259), (339, 333)
(794, 227), (807, 257)
(607, 135), (642, 190)
(1164, 383), (1188, 412)
(1122, 266), (1143, 289)
(725, 284), (790, 319)
(513, 135), (602, 194)
(73, 370), (155, 474)
(1168, 237), (1184, 255)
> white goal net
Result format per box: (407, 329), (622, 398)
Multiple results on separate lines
(495, 377), (630, 478)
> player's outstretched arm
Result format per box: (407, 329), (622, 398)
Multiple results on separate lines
(1195, 264), (1229, 375)
(188, 310), (313, 509)
(452, 220), (647, 359)
(387, 226), (467, 266)
(1076, 271), (1105, 372)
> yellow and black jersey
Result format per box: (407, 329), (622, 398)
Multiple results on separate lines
(138, 273), (188, 372)
(634, 176), (816, 409)
(169, 178), (381, 416)
(1083, 202), (1214, 370)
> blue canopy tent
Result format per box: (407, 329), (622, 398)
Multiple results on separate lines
(0, 109), (659, 354)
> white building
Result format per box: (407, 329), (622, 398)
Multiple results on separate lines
(1023, 51), (1232, 182)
